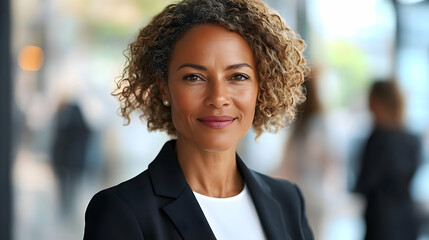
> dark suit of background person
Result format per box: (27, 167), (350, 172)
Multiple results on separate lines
(84, 140), (314, 240)
(52, 103), (91, 216)
(355, 127), (421, 240)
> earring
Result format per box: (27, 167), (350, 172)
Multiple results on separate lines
(163, 100), (170, 106)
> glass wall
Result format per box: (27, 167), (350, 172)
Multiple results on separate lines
(12, 1), (173, 239)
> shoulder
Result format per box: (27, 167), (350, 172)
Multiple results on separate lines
(85, 169), (151, 211)
(253, 171), (299, 192)
(84, 171), (151, 239)
(249, 171), (314, 239)
(84, 170), (155, 239)
(402, 131), (421, 145)
(252, 171), (306, 208)
(86, 170), (157, 213)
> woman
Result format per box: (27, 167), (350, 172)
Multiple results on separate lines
(84, 0), (313, 239)
(355, 80), (421, 240)
(273, 68), (337, 239)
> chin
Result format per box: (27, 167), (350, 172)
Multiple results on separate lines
(175, 123), (249, 153)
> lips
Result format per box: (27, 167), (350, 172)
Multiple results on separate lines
(198, 116), (236, 129)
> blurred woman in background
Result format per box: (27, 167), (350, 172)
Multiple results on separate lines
(355, 80), (421, 240)
(273, 67), (341, 239)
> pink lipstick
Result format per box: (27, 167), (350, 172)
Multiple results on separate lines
(198, 116), (235, 129)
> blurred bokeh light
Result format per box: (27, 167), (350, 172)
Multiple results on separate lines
(18, 46), (44, 71)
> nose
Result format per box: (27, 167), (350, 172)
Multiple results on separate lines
(205, 78), (230, 109)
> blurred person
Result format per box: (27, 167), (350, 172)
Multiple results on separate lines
(51, 100), (91, 217)
(273, 67), (339, 238)
(355, 80), (421, 240)
(83, 0), (314, 239)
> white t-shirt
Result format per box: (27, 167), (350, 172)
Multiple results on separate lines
(193, 184), (266, 240)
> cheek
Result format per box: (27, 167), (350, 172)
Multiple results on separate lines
(169, 87), (198, 125)
(235, 87), (258, 120)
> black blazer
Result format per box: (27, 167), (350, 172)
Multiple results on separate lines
(84, 140), (314, 240)
(355, 128), (421, 240)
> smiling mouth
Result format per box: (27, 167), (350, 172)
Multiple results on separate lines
(198, 116), (236, 129)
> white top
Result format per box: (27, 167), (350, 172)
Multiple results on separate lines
(193, 184), (266, 240)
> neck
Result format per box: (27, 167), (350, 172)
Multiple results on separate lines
(175, 136), (244, 198)
(374, 114), (402, 130)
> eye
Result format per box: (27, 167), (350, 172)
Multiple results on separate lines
(183, 74), (204, 82)
(230, 73), (250, 81)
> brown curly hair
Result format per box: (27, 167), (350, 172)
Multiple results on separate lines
(113, 0), (308, 138)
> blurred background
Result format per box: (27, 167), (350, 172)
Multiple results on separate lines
(1, 0), (429, 239)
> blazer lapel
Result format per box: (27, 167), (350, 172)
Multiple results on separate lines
(237, 155), (292, 240)
(148, 140), (216, 240)
(148, 140), (291, 240)
(163, 187), (216, 240)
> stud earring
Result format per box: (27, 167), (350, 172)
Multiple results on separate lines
(163, 100), (170, 106)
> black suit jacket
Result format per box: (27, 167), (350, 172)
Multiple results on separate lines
(355, 128), (420, 240)
(84, 140), (314, 240)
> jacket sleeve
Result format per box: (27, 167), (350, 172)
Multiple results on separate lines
(294, 184), (314, 240)
(84, 189), (144, 240)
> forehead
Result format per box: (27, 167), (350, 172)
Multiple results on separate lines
(169, 24), (255, 67)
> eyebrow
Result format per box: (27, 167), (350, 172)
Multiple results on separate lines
(177, 63), (253, 71)
(225, 63), (253, 71)
(177, 63), (207, 71)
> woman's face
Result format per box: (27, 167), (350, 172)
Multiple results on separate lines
(164, 24), (259, 152)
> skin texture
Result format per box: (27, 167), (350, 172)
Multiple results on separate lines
(159, 24), (259, 197)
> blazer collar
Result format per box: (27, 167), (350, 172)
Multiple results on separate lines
(148, 140), (290, 240)
(236, 154), (291, 240)
(148, 140), (216, 240)
(147, 140), (186, 198)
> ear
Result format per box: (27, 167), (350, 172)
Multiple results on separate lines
(157, 80), (170, 102)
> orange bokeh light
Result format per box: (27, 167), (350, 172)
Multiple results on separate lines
(18, 46), (44, 71)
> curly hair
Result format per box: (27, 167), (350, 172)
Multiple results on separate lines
(113, 0), (308, 138)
